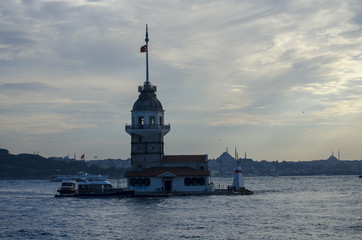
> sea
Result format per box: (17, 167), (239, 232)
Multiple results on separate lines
(0, 175), (361, 240)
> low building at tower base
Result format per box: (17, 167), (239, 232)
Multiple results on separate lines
(125, 155), (213, 194)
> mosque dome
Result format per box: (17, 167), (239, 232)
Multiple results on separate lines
(132, 82), (164, 112)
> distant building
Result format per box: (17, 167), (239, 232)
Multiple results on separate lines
(124, 26), (211, 193)
(327, 151), (339, 161)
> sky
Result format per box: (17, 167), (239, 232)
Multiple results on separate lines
(1, 0), (362, 161)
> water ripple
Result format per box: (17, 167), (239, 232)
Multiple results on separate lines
(0, 176), (361, 240)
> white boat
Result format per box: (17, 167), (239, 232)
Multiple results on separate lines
(55, 179), (134, 197)
(50, 172), (108, 182)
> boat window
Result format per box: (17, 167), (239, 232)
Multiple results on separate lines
(61, 183), (74, 187)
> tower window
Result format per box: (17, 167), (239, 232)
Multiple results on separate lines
(138, 116), (144, 127)
(159, 116), (163, 126)
(149, 116), (155, 125)
(139, 137), (142, 142)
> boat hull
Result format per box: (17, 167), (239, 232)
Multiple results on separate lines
(55, 190), (134, 198)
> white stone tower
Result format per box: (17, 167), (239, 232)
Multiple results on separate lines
(125, 25), (170, 170)
(232, 163), (245, 190)
(232, 147), (244, 190)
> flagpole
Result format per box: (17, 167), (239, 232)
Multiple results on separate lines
(145, 24), (149, 84)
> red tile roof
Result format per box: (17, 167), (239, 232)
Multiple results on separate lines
(163, 155), (206, 163)
(125, 167), (210, 177)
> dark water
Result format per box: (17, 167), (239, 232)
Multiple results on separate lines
(0, 176), (361, 239)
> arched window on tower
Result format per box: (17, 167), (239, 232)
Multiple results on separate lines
(138, 116), (144, 128)
(149, 116), (155, 126)
(159, 116), (163, 126)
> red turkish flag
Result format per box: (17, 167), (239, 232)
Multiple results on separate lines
(140, 45), (147, 52)
(81, 154), (85, 160)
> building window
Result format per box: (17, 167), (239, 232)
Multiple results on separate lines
(159, 116), (163, 126)
(149, 116), (155, 125)
(184, 177), (205, 186)
(129, 178), (151, 187)
(138, 116), (144, 127)
(139, 137), (142, 142)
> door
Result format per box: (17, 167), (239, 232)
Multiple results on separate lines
(164, 180), (172, 193)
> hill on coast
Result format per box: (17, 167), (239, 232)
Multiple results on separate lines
(0, 148), (127, 179)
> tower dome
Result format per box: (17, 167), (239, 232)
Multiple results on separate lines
(132, 82), (163, 112)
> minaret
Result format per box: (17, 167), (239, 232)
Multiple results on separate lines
(125, 25), (170, 170)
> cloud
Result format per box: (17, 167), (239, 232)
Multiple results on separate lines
(0, 82), (55, 92)
(0, 114), (96, 135)
(1, 0), (362, 160)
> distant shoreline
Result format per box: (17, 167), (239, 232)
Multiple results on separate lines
(1, 148), (361, 180)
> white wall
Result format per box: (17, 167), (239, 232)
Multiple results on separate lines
(128, 176), (209, 192)
(173, 177), (208, 192)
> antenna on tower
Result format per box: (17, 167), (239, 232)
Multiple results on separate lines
(145, 24), (149, 84)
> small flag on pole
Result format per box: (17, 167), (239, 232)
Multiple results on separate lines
(81, 154), (85, 160)
(140, 45), (147, 52)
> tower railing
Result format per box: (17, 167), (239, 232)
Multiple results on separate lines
(125, 123), (170, 131)
(138, 84), (157, 92)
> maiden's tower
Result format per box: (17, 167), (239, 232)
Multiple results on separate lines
(124, 26), (252, 196)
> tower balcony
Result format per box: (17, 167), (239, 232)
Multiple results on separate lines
(125, 123), (170, 137)
(139, 83), (157, 92)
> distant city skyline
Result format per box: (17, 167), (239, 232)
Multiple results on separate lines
(1, 1), (362, 161)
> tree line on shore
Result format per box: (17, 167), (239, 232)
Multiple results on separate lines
(1, 148), (361, 179)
